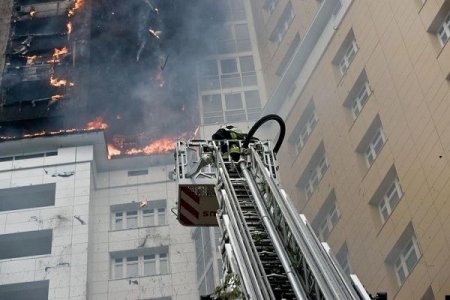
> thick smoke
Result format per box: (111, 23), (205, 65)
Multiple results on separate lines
(86, 0), (225, 148)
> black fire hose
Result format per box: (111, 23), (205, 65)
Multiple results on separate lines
(243, 114), (285, 154)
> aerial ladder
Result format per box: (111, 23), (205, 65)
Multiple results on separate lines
(175, 115), (385, 300)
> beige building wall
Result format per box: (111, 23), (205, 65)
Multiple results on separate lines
(250, 0), (450, 299)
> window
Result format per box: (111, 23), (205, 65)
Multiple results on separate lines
(112, 249), (169, 279)
(0, 280), (49, 300)
(0, 151), (58, 162)
(264, 0), (279, 15)
(386, 224), (421, 286)
(394, 236), (421, 284)
(313, 191), (340, 241)
(244, 90), (261, 120)
(216, 23), (251, 54)
(336, 243), (352, 275)
(295, 111), (317, 153)
(112, 200), (167, 230)
(240, 56), (257, 86)
(276, 33), (301, 76)
(225, 93), (245, 122)
(351, 81), (371, 119)
(365, 127), (386, 166)
(202, 94), (223, 124)
(270, 2), (294, 45)
(356, 116), (386, 168)
(198, 60), (220, 91)
(289, 100), (317, 154)
(0, 183), (55, 212)
(437, 11), (450, 47)
(298, 143), (328, 199)
(339, 40), (358, 74)
(378, 178), (403, 223)
(370, 166), (404, 224)
(420, 286), (435, 300)
(344, 70), (371, 120)
(126, 211), (138, 228)
(220, 58), (238, 74)
(220, 58), (241, 88)
(0, 230), (52, 260)
(128, 169), (148, 176)
(333, 29), (358, 75)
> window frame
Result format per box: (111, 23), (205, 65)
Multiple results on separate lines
(112, 204), (167, 230)
(351, 81), (371, 120)
(378, 178), (403, 223)
(304, 155), (329, 199)
(394, 235), (421, 285)
(270, 2), (294, 45)
(295, 110), (317, 154)
(339, 39), (358, 75)
(317, 201), (340, 241)
(112, 252), (170, 279)
(437, 11), (450, 47)
(365, 127), (386, 167)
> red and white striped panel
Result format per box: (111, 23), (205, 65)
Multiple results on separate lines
(179, 186), (200, 226)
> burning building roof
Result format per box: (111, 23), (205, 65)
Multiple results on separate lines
(0, 0), (226, 158)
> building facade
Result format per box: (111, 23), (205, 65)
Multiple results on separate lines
(0, 132), (198, 300)
(249, 0), (450, 299)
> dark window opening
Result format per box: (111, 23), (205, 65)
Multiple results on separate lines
(0, 280), (49, 300)
(128, 169), (149, 176)
(0, 230), (52, 260)
(0, 184), (55, 212)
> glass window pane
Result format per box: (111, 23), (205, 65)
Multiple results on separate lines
(126, 211), (138, 228)
(127, 257), (139, 277)
(405, 249), (418, 272)
(235, 24), (249, 40)
(202, 95), (222, 113)
(114, 259), (123, 279)
(200, 60), (218, 76)
(239, 56), (255, 73)
(144, 255), (156, 276)
(221, 58), (238, 74)
(158, 208), (166, 225)
(245, 91), (261, 109)
(225, 93), (243, 110)
(143, 209), (155, 226)
(115, 213), (123, 230)
(160, 254), (169, 274)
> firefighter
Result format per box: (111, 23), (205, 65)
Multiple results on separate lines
(212, 125), (254, 162)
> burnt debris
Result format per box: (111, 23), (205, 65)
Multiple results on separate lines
(0, 0), (227, 156)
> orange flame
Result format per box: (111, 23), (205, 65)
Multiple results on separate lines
(67, 22), (73, 34)
(125, 136), (176, 156)
(86, 116), (108, 130)
(51, 95), (63, 101)
(68, 0), (84, 16)
(74, 0), (84, 10)
(107, 144), (122, 159)
(50, 75), (74, 87)
(47, 47), (69, 63)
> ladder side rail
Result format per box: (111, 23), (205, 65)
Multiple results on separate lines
(217, 175), (265, 299)
(175, 141), (187, 180)
(250, 148), (329, 298)
(239, 161), (309, 300)
(221, 214), (257, 299)
(321, 243), (371, 300)
(215, 150), (274, 299)
(251, 147), (361, 299)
